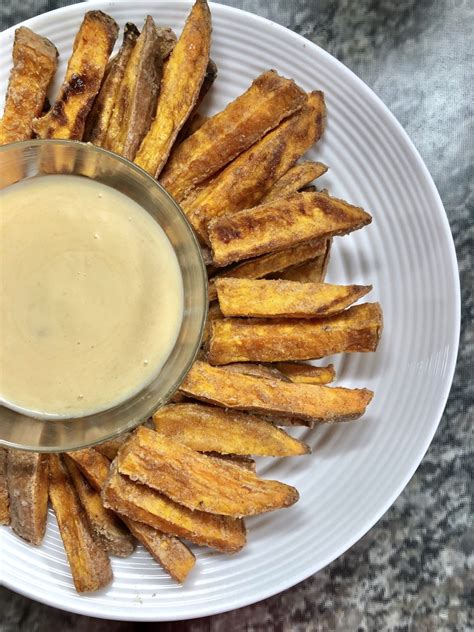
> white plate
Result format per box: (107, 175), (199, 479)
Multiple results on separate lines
(0, 0), (460, 621)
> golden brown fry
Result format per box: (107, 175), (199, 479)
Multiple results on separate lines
(64, 456), (135, 558)
(261, 161), (328, 203)
(175, 59), (216, 143)
(6, 450), (48, 545)
(49, 454), (112, 593)
(274, 239), (331, 283)
(208, 303), (383, 364)
(32, 11), (118, 140)
(207, 453), (256, 472)
(202, 301), (224, 345)
(103, 462), (246, 553)
(0, 448), (10, 525)
(95, 433), (131, 461)
(134, 0), (212, 177)
(221, 362), (290, 382)
(161, 71), (307, 201)
(117, 427), (299, 517)
(0, 27), (58, 145)
(208, 191), (372, 267)
(180, 361), (373, 423)
(153, 402), (309, 456)
(104, 16), (163, 160)
(181, 91), (326, 240)
(84, 22), (139, 145)
(274, 362), (336, 385)
(67, 448), (110, 490)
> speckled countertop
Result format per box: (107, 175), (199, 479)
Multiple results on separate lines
(0, 1), (472, 630)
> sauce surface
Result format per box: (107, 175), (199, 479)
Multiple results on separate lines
(0, 175), (183, 418)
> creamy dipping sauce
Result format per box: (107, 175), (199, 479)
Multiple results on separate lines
(0, 175), (183, 418)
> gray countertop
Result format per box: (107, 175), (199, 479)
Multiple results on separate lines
(0, 1), (472, 630)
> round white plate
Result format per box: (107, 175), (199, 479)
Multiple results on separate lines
(0, 0), (460, 621)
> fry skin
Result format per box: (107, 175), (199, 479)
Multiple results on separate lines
(103, 461), (246, 553)
(0, 448), (10, 525)
(261, 161), (328, 203)
(49, 454), (113, 593)
(180, 361), (374, 423)
(208, 303), (383, 363)
(208, 191), (372, 267)
(153, 402), (309, 456)
(32, 11), (118, 140)
(221, 362), (291, 382)
(215, 278), (372, 319)
(161, 70), (307, 201)
(274, 362), (336, 385)
(7, 450), (48, 545)
(0, 27), (58, 145)
(274, 239), (331, 283)
(181, 90), (326, 240)
(134, 0), (212, 177)
(117, 427), (299, 517)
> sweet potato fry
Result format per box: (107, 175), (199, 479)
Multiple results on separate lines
(117, 427), (299, 517)
(0, 27), (58, 145)
(67, 448), (110, 490)
(84, 22), (139, 145)
(274, 362), (336, 385)
(6, 450), (48, 545)
(0, 448), (10, 525)
(274, 239), (331, 283)
(103, 462), (246, 553)
(221, 362), (290, 382)
(180, 361), (373, 423)
(32, 11), (118, 140)
(134, 0), (212, 177)
(95, 433), (131, 461)
(64, 456), (135, 558)
(155, 26), (178, 60)
(208, 454), (256, 471)
(261, 161), (328, 203)
(202, 301), (224, 344)
(153, 402), (309, 457)
(104, 16), (163, 160)
(208, 191), (372, 267)
(49, 454), (112, 593)
(178, 112), (209, 140)
(208, 303), (383, 363)
(175, 59), (216, 143)
(181, 91), (326, 240)
(161, 71), (307, 201)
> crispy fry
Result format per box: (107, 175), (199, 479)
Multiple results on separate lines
(179, 112), (209, 140)
(49, 454), (112, 592)
(32, 11), (118, 140)
(221, 362), (290, 382)
(134, 0), (212, 177)
(202, 301), (224, 344)
(64, 456), (135, 558)
(274, 239), (331, 282)
(274, 362), (336, 385)
(208, 191), (372, 267)
(67, 448), (110, 490)
(0, 27), (58, 145)
(84, 22), (139, 145)
(6, 450), (48, 545)
(153, 402), (309, 456)
(261, 161), (328, 203)
(208, 303), (383, 363)
(95, 433), (131, 461)
(207, 453), (256, 471)
(176, 59), (217, 143)
(117, 427), (299, 517)
(155, 26), (178, 60)
(161, 71), (307, 201)
(0, 448), (10, 525)
(181, 91), (326, 240)
(180, 361), (373, 423)
(104, 16), (163, 160)
(103, 462), (246, 553)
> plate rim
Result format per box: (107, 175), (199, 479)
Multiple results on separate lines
(0, 0), (461, 621)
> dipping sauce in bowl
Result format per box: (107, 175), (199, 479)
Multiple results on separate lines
(0, 174), (183, 418)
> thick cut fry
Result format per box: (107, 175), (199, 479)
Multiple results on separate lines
(84, 22), (139, 145)
(0, 448), (10, 525)
(32, 11), (118, 140)
(208, 303), (383, 363)
(104, 16), (163, 160)
(221, 362), (290, 382)
(208, 191), (372, 267)
(216, 278), (372, 319)
(6, 450), (48, 545)
(274, 239), (331, 283)
(0, 27), (58, 145)
(202, 301), (224, 344)
(261, 161), (328, 203)
(155, 26), (178, 60)
(67, 448), (110, 490)
(274, 362), (336, 385)
(153, 403), (309, 457)
(49, 454), (112, 593)
(176, 59), (217, 143)
(117, 427), (299, 517)
(134, 0), (212, 177)
(207, 453), (256, 471)
(161, 71), (307, 201)
(64, 457), (135, 558)
(181, 91), (326, 240)
(95, 433), (131, 460)
(103, 463), (246, 553)
(180, 361), (373, 423)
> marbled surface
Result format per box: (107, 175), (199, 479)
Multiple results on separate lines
(0, 1), (472, 630)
